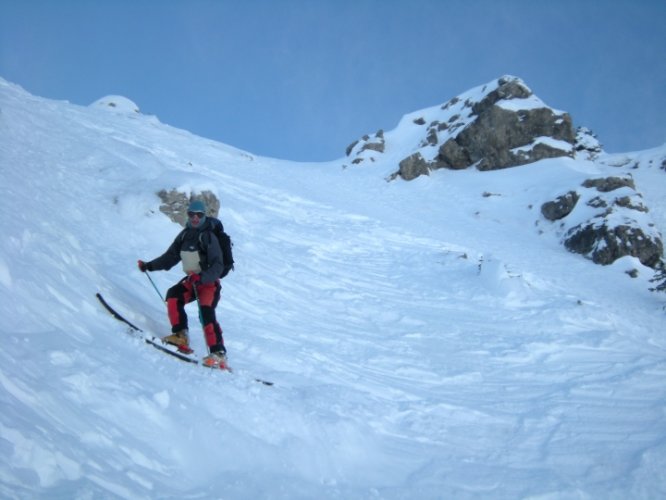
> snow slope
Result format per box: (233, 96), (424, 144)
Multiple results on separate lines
(1, 77), (666, 499)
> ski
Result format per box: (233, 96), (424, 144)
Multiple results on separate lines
(96, 293), (273, 385)
(145, 336), (199, 364)
(96, 292), (142, 332)
(96, 292), (198, 363)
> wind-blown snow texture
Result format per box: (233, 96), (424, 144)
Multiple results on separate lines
(1, 76), (665, 499)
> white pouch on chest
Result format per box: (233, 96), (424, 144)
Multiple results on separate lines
(180, 250), (201, 274)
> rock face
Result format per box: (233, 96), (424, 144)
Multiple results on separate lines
(346, 130), (385, 165)
(157, 189), (220, 226)
(540, 175), (663, 268)
(345, 76), (576, 180)
(565, 223), (662, 268)
(397, 153), (430, 181)
(436, 81), (575, 171)
(541, 191), (580, 221)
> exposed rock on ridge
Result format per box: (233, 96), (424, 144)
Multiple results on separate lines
(540, 175), (663, 269)
(346, 130), (385, 164)
(435, 78), (575, 172)
(345, 76), (576, 180)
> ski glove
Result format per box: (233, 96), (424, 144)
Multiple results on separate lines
(187, 272), (201, 285)
(138, 260), (153, 272)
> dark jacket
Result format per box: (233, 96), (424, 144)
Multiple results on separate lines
(148, 218), (224, 284)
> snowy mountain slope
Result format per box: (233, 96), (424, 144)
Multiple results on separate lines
(1, 77), (666, 499)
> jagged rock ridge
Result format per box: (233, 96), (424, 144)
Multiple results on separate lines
(345, 76), (578, 180)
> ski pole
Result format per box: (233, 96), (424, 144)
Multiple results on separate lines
(144, 271), (165, 302)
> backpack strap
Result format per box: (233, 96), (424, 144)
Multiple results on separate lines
(198, 230), (212, 250)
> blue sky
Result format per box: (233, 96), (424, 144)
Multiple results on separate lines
(1, 0), (664, 162)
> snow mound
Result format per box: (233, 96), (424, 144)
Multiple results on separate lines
(90, 95), (140, 114)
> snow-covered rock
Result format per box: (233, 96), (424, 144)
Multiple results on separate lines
(90, 95), (140, 114)
(346, 76), (575, 179)
(541, 175), (663, 268)
(574, 126), (604, 160)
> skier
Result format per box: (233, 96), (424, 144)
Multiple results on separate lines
(137, 200), (229, 368)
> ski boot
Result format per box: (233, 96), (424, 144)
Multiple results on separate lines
(202, 349), (228, 369)
(162, 330), (193, 354)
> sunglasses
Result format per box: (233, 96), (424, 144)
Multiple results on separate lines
(188, 211), (205, 219)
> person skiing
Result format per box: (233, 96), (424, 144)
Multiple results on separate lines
(137, 199), (231, 368)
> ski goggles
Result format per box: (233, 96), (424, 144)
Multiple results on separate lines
(188, 211), (205, 219)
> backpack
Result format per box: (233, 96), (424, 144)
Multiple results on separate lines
(203, 217), (234, 277)
(209, 217), (234, 276)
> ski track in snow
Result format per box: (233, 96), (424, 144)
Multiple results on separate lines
(1, 77), (666, 498)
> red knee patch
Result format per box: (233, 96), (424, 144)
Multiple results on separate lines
(167, 298), (180, 326)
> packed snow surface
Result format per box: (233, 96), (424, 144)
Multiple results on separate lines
(1, 77), (665, 499)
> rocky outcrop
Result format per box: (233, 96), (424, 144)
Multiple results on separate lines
(574, 126), (604, 160)
(435, 80), (575, 172)
(565, 223), (662, 268)
(344, 76), (576, 180)
(541, 191), (580, 221)
(540, 175), (663, 268)
(394, 153), (430, 181)
(345, 130), (385, 165)
(157, 189), (220, 226)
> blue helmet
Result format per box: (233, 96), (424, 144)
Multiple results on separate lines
(187, 199), (207, 228)
(188, 199), (206, 214)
